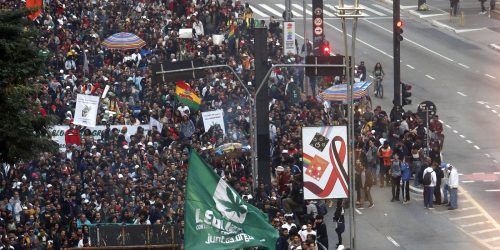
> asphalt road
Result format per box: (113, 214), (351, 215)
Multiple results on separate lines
(248, 0), (500, 248)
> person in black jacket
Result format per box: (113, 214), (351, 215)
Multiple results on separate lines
(315, 215), (328, 250)
(333, 199), (345, 248)
(275, 228), (289, 250)
(433, 162), (445, 205)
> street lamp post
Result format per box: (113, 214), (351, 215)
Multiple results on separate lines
(335, 1), (365, 249)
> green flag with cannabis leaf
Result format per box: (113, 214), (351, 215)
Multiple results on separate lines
(185, 151), (278, 250)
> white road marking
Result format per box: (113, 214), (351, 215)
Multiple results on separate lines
(360, 4), (387, 16)
(406, 64), (415, 69)
(486, 105), (491, 109)
(251, 6), (270, 18)
(493, 110), (498, 114)
(259, 4), (282, 17)
(496, 105), (500, 108)
(485, 74), (496, 79)
(386, 236), (400, 247)
(322, 22), (393, 58)
(458, 173), (464, 175)
(355, 209), (363, 215)
(466, 140), (473, 144)
(459, 207), (476, 211)
(372, 4), (393, 13)
(477, 101), (487, 104)
(458, 63), (470, 69)
(485, 154), (491, 158)
(449, 214), (483, 220)
(401, 5), (418, 9)
(471, 228), (500, 235)
(484, 237), (500, 243)
(445, 124), (451, 128)
(485, 189), (500, 192)
(292, 4), (312, 15)
(363, 19), (454, 62)
(453, 130), (458, 133)
(457, 92), (467, 97)
(498, 114), (500, 117)
(275, 4), (303, 17)
(483, 180), (496, 182)
(474, 145), (481, 150)
(473, 172), (485, 175)
(439, 119), (444, 123)
(461, 221), (491, 228)
(425, 74), (435, 80)
(461, 180), (475, 183)
(494, 160), (499, 164)
(459, 135), (465, 138)
(494, 172), (500, 175)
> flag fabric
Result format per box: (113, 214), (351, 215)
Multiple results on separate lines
(175, 81), (201, 110)
(185, 151), (278, 250)
(26, 0), (43, 20)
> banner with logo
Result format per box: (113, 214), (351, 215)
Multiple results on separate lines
(202, 110), (226, 135)
(74, 94), (100, 127)
(302, 126), (348, 200)
(49, 125), (148, 152)
(185, 151), (278, 250)
(149, 117), (163, 132)
(283, 21), (296, 55)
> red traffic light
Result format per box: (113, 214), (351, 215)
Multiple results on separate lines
(396, 20), (404, 28)
(323, 46), (330, 54)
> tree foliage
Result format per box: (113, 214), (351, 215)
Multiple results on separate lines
(0, 9), (58, 163)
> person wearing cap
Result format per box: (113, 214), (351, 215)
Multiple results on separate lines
(445, 164), (459, 210)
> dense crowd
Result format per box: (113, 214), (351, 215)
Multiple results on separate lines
(0, 0), (450, 250)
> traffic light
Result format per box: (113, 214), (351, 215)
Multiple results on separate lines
(321, 41), (331, 55)
(395, 19), (404, 42)
(401, 82), (412, 106)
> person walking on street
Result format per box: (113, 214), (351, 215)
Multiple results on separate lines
(362, 164), (375, 208)
(450, 0), (459, 16)
(390, 154), (402, 202)
(401, 158), (411, 204)
(333, 199), (345, 248)
(479, 0), (487, 14)
(433, 162), (445, 205)
(378, 141), (392, 187)
(447, 164), (459, 210)
(423, 163), (437, 209)
(372, 62), (385, 96)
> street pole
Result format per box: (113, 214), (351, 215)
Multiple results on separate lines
(335, 1), (364, 249)
(393, 0), (402, 108)
(303, 0), (308, 95)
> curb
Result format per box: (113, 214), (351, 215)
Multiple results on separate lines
(488, 43), (500, 52)
(409, 184), (424, 194)
(431, 19), (458, 33)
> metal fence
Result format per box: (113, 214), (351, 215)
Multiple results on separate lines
(80, 224), (179, 249)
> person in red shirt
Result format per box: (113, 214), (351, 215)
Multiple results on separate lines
(429, 115), (444, 149)
(65, 122), (81, 147)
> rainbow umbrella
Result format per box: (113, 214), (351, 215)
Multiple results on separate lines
(319, 81), (372, 101)
(101, 32), (146, 50)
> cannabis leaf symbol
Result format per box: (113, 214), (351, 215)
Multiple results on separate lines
(219, 186), (247, 218)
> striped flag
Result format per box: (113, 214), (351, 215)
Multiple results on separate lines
(176, 81), (201, 110)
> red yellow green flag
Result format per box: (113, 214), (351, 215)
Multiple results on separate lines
(176, 81), (201, 110)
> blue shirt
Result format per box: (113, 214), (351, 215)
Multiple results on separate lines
(401, 162), (411, 181)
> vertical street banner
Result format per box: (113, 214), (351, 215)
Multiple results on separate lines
(185, 151), (278, 250)
(312, 0), (324, 55)
(74, 94), (100, 127)
(149, 116), (163, 132)
(202, 110), (226, 135)
(302, 126), (348, 199)
(283, 21), (296, 55)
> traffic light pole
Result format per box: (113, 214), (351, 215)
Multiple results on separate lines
(393, 0), (401, 107)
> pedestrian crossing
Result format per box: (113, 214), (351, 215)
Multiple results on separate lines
(251, 2), (394, 19)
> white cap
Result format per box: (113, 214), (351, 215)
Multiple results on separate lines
(123, 145), (129, 150)
(147, 142), (153, 146)
(118, 174), (124, 179)
(47, 184), (53, 188)
(135, 165), (140, 169)
(83, 199), (90, 204)
(276, 166), (285, 172)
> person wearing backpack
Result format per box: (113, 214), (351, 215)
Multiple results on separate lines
(390, 154), (402, 202)
(422, 162), (437, 209)
(400, 158), (411, 204)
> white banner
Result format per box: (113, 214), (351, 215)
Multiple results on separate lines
(212, 34), (224, 46)
(74, 94), (100, 127)
(302, 126), (348, 200)
(149, 117), (163, 132)
(49, 125), (149, 152)
(202, 110), (226, 135)
(179, 28), (193, 39)
(283, 21), (296, 55)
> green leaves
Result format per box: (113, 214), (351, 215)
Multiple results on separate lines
(218, 186), (247, 218)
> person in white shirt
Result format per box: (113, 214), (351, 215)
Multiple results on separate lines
(446, 164), (459, 210)
(422, 163), (437, 209)
(299, 223), (316, 242)
(281, 216), (296, 232)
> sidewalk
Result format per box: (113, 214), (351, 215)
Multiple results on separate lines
(379, 0), (500, 52)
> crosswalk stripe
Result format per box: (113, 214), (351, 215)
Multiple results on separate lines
(307, 4), (336, 17)
(360, 4), (386, 16)
(251, 6), (270, 18)
(292, 3), (312, 15)
(371, 3), (393, 14)
(275, 4), (303, 17)
(259, 4), (282, 17)
(324, 4), (338, 12)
